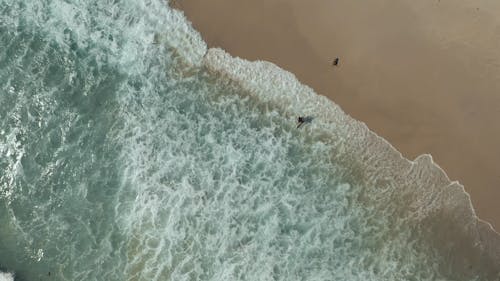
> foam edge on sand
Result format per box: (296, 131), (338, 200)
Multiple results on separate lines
(203, 47), (500, 278)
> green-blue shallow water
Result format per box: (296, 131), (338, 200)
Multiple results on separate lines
(0, 0), (499, 280)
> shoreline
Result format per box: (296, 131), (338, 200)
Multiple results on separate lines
(175, 0), (500, 231)
(202, 47), (500, 275)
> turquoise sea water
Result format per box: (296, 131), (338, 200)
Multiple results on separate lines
(0, 0), (499, 280)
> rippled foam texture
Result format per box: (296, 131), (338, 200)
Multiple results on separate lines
(0, 0), (499, 280)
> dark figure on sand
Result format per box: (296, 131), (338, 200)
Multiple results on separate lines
(332, 57), (339, 66)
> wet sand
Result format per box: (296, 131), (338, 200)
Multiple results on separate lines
(175, 0), (500, 230)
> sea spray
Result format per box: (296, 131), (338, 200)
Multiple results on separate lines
(0, 0), (499, 280)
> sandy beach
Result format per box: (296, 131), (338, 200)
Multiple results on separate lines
(175, 0), (500, 230)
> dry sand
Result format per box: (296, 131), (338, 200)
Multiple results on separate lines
(175, 0), (500, 230)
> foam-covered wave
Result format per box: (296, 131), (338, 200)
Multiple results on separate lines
(203, 48), (500, 279)
(1, 0), (499, 280)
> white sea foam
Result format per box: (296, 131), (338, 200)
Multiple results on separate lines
(1, 0), (499, 279)
(0, 271), (14, 281)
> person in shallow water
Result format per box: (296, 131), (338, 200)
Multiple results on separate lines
(332, 57), (339, 66)
(297, 116), (305, 128)
(297, 116), (314, 128)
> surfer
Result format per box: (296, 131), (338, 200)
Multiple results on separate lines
(332, 57), (339, 66)
(297, 116), (305, 128)
(297, 116), (315, 128)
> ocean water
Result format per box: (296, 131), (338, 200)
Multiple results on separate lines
(0, 0), (499, 280)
